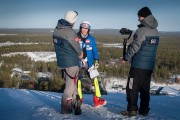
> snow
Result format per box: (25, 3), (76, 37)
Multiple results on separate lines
(2, 52), (56, 62)
(0, 88), (180, 120)
(103, 43), (124, 48)
(12, 67), (23, 73)
(0, 41), (39, 47)
(150, 86), (161, 91)
(0, 34), (17, 36)
(36, 72), (53, 78)
(160, 86), (179, 95)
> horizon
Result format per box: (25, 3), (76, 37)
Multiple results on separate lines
(0, 28), (180, 32)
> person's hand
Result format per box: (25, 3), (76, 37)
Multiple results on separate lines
(120, 57), (126, 64)
(81, 59), (86, 66)
(94, 60), (99, 69)
(79, 52), (83, 59)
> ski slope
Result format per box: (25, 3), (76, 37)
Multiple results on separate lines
(0, 88), (180, 120)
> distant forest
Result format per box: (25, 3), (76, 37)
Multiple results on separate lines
(0, 29), (180, 90)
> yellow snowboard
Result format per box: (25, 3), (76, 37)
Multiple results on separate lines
(78, 77), (101, 99)
(77, 79), (83, 99)
(94, 77), (101, 97)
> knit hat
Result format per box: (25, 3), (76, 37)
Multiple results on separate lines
(138, 7), (152, 18)
(64, 10), (78, 24)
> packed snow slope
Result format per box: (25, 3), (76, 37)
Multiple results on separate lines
(0, 88), (180, 120)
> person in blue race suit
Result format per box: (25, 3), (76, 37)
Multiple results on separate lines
(77, 21), (107, 108)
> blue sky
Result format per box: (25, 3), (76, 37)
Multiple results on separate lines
(0, 0), (180, 31)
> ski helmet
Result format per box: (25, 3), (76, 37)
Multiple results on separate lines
(80, 21), (91, 29)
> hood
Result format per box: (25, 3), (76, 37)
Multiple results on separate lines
(138, 15), (158, 29)
(56, 19), (72, 29)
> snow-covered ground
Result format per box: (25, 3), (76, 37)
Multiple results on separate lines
(103, 43), (124, 48)
(2, 52), (56, 62)
(106, 77), (180, 95)
(0, 34), (17, 36)
(0, 41), (50, 47)
(0, 41), (39, 47)
(0, 88), (180, 120)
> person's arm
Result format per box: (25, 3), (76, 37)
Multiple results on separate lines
(124, 28), (145, 61)
(91, 36), (99, 60)
(67, 30), (82, 57)
(79, 52), (83, 59)
(91, 36), (99, 68)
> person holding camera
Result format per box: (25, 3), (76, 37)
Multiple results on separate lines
(53, 10), (83, 115)
(120, 7), (159, 117)
(77, 21), (107, 108)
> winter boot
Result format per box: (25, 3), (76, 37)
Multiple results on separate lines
(139, 108), (150, 116)
(120, 110), (137, 117)
(73, 95), (82, 115)
(139, 112), (148, 116)
(93, 96), (107, 108)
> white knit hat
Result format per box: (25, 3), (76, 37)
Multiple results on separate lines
(64, 10), (78, 24)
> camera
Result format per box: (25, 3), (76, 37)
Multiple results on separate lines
(119, 28), (133, 57)
(119, 28), (132, 35)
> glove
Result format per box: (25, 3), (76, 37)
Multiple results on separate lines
(81, 57), (88, 68)
(94, 60), (99, 69)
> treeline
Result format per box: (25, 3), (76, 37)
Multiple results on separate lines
(0, 34), (52, 43)
(153, 37), (180, 82)
(0, 34), (54, 54)
(0, 44), (54, 54)
(0, 34), (180, 90)
(0, 55), (65, 91)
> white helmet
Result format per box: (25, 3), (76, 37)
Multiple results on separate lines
(80, 21), (91, 29)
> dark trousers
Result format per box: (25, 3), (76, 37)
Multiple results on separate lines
(126, 67), (152, 113)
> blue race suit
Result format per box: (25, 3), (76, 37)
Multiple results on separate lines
(79, 34), (99, 67)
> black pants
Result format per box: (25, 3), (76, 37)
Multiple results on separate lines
(126, 67), (152, 113)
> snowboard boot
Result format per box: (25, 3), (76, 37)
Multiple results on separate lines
(73, 95), (82, 115)
(93, 96), (107, 108)
(121, 110), (137, 117)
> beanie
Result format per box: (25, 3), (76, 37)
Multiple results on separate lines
(64, 10), (78, 24)
(138, 7), (152, 18)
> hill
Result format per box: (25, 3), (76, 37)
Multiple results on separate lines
(0, 88), (180, 120)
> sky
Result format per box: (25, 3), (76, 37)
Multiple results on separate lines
(0, 0), (180, 31)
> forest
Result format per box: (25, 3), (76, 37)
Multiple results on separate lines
(0, 30), (180, 91)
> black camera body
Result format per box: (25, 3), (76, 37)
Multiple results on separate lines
(119, 28), (133, 58)
(119, 28), (132, 35)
